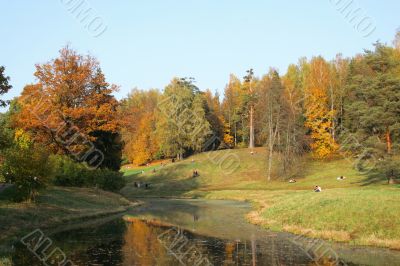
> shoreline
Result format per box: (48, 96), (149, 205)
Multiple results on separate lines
(126, 192), (400, 251)
(0, 187), (143, 256)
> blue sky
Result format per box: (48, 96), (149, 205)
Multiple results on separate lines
(1, 0), (399, 106)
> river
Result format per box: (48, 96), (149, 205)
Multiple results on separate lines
(10, 199), (400, 265)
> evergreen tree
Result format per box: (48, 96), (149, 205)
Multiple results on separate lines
(345, 43), (400, 156)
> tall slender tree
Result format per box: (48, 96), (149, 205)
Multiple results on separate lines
(222, 75), (243, 147)
(244, 69), (255, 149)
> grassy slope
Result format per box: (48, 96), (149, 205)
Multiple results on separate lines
(121, 148), (400, 249)
(0, 187), (137, 254)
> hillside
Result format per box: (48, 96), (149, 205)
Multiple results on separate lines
(120, 147), (381, 197)
(120, 148), (400, 249)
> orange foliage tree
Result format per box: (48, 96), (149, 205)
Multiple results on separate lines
(119, 89), (160, 165)
(14, 47), (121, 169)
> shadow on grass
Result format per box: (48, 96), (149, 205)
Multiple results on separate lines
(121, 163), (203, 198)
(356, 169), (392, 186)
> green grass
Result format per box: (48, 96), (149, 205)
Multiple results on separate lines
(121, 165), (159, 177)
(0, 186), (136, 254)
(120, 147), (373, 197)
(120, 147), (400, 249)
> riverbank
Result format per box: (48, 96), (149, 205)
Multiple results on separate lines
(121, 148), (400, 250)
(200, 188), (400, 250)
(0, 186), (140, 255)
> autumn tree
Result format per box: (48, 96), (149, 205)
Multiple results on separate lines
(119, 89), (160, 165)
(281, 64), (308, 172)
(222, 74), (245, 147)
(304, 57), (339, 158)
(203, 89), (224, 149)
(14, 47), (121, 169)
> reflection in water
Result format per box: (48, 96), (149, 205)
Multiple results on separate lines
(123, 219), (170, 265)
(123, 217), (312, 266)
(8, 199), (400, 265)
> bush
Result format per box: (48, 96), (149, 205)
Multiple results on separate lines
(92, 169), (126, 192)
(0, 146), (51, 202)
(50, 155), (126, 192)
(50, 155), (91, 187)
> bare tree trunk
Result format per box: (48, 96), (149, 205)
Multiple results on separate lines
(234, 123), (237, 147)
(329, 83), (336, 141)
(249, 78), (255, 149)
(249, 105), (255, 148)
(267, 113), (279, 181)
(267, 146), (273, 181)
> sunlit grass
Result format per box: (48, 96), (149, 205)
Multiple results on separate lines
(120, 148), (400, 249)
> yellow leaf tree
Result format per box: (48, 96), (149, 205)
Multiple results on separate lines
(304, 57), (338, 158)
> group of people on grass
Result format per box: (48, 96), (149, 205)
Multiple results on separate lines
(287, 176), (347, 192)
(133, 181), (150, 189)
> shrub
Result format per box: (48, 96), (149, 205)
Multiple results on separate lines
(50, 155), (126, 192)
(0, 146), (51, 202)
(92, 169), (126, 192)
(50, 155), (91, 187)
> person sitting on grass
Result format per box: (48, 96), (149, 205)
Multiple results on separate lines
(192, 170), (199, 178)
(336, 176), (346, 181)
(314, 186), (322, 192)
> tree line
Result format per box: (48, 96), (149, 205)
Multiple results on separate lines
(1, 32), (400, 200)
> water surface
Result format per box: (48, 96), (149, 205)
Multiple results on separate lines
(10, 199), (400, 265)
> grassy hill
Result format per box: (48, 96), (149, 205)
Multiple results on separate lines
(120, 147), (384, 197)
(121, 148), (400, 249)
